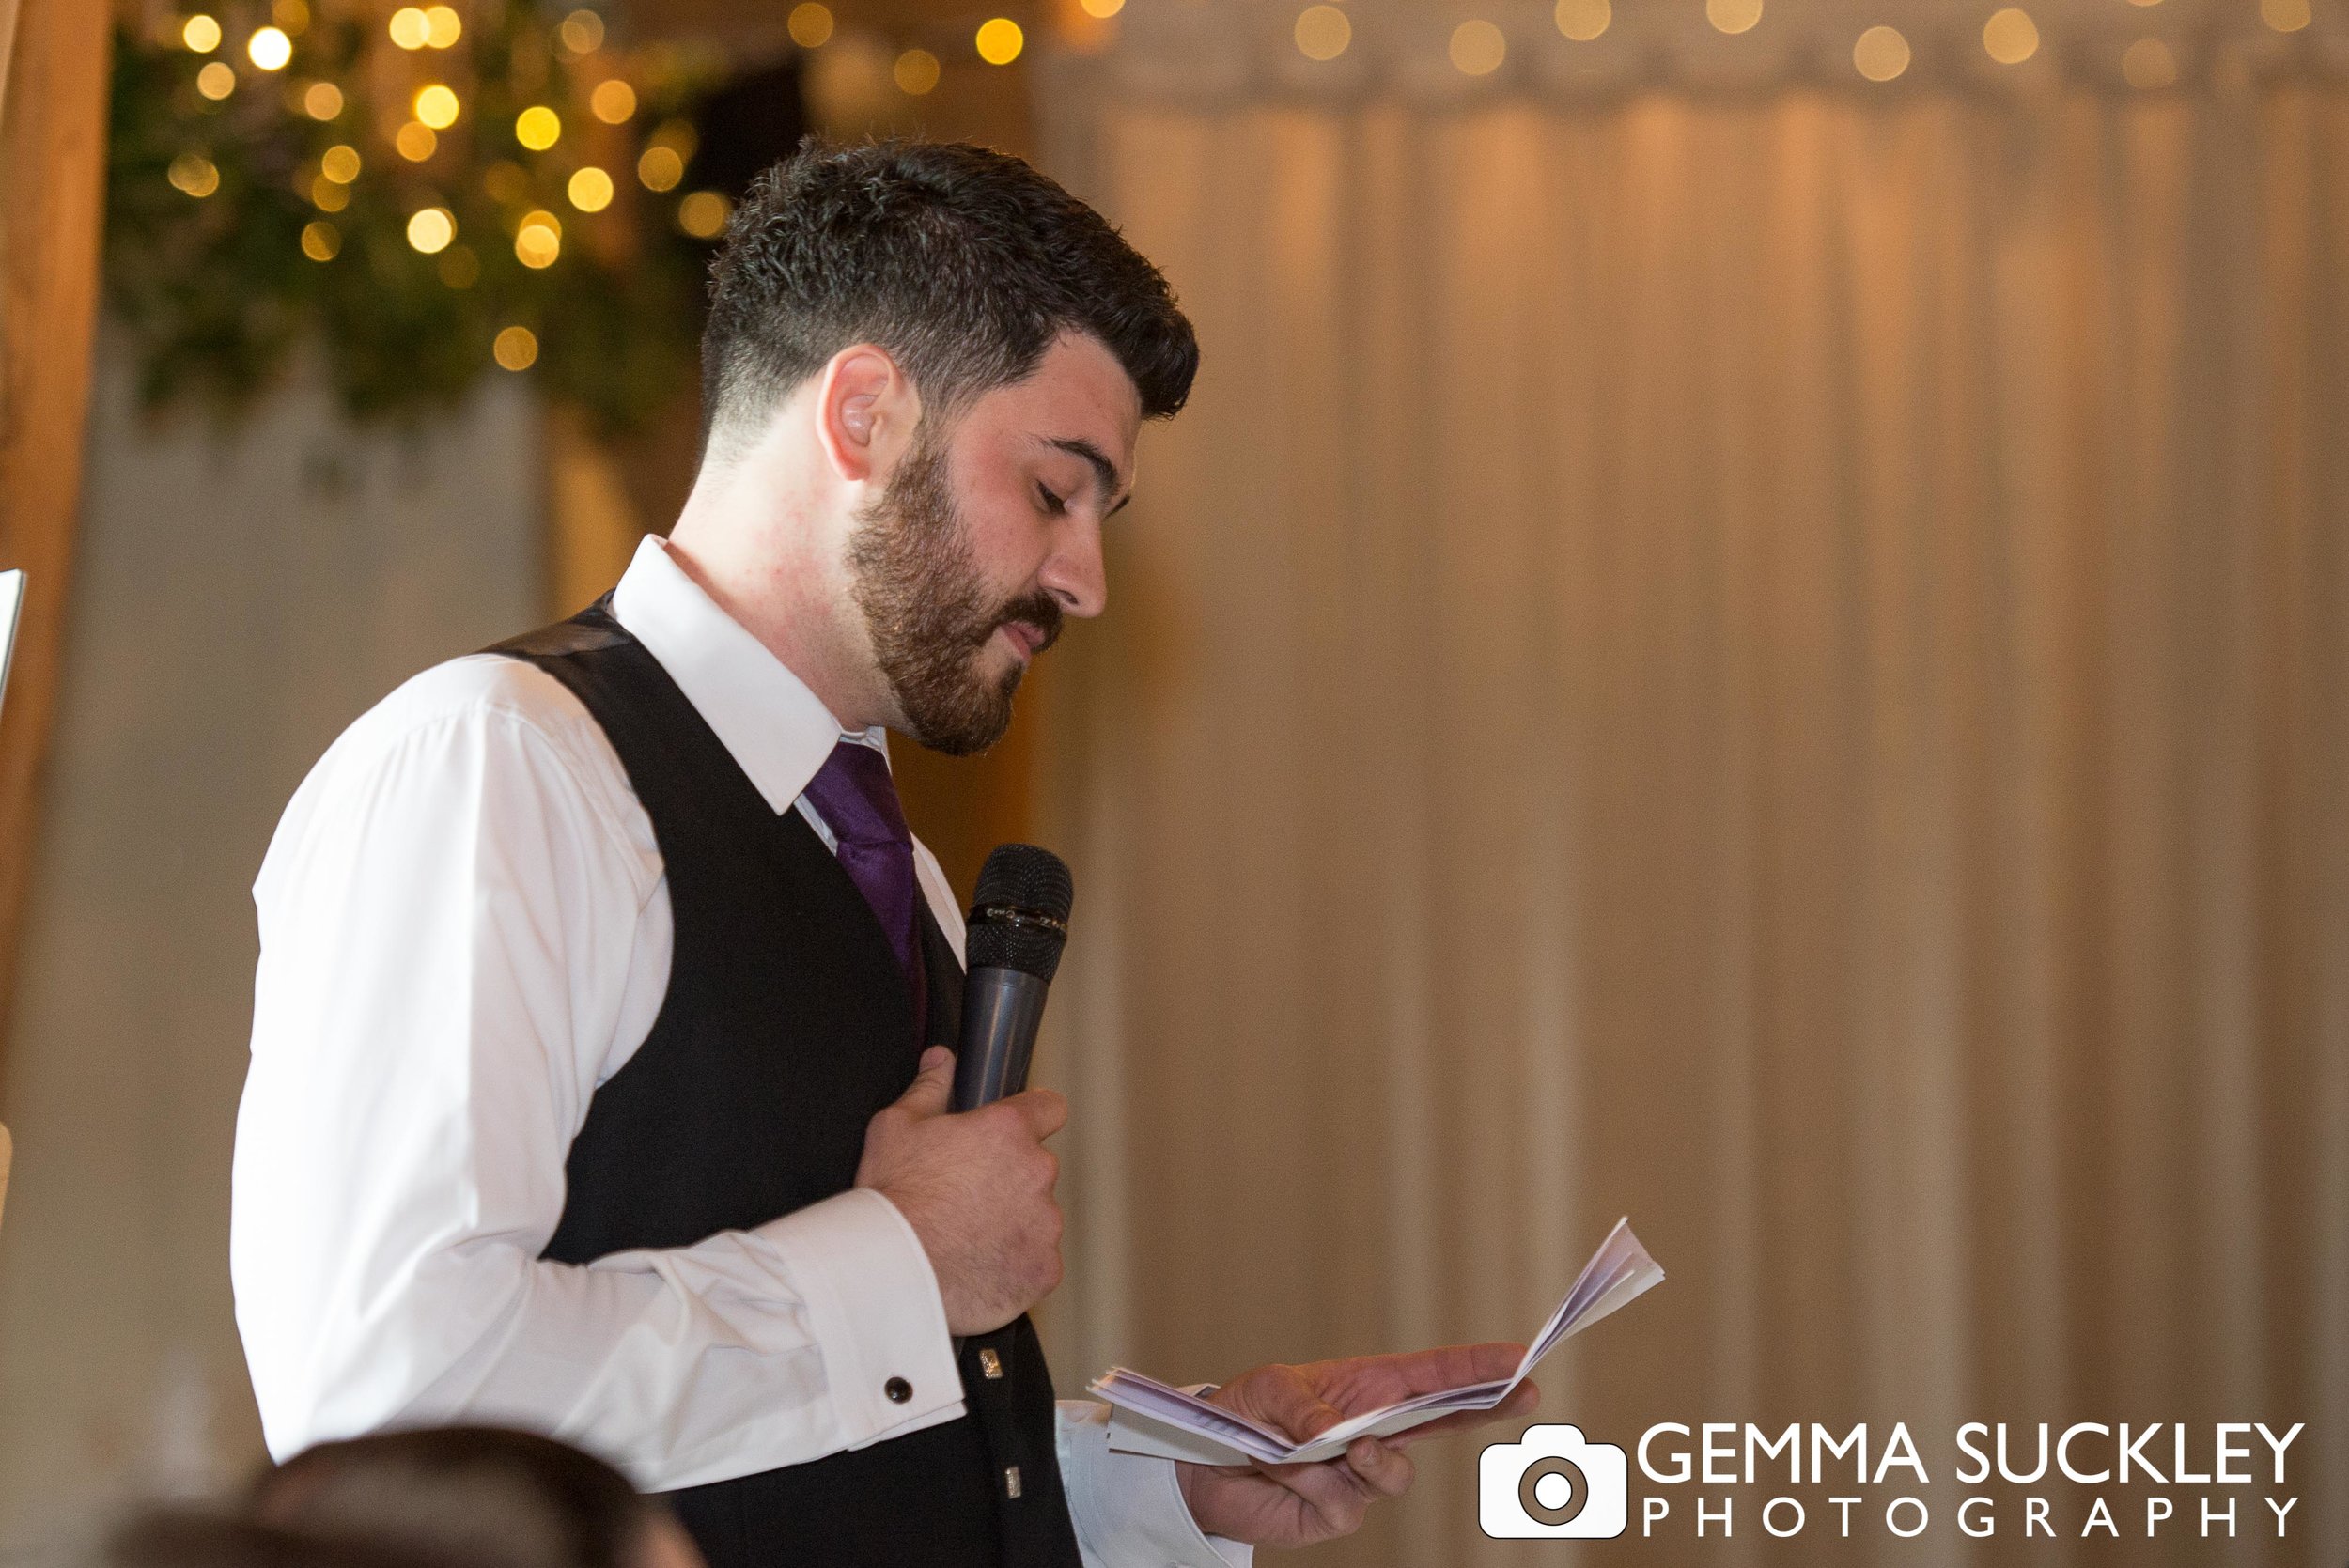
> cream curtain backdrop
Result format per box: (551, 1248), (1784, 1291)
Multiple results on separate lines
(1026, 70), (2349, 1568)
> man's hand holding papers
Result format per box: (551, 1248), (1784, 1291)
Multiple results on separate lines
(1167, 1343), (1542, 1548)
(1088, 1219), (1667, 1549)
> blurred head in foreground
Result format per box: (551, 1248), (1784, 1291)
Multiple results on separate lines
(680, 139), (1197, 755)
(242, 1427), (702, 1568)
(102, 1513), (424, 1568)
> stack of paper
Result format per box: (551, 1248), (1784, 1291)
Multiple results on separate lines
(1092, 1217), (1664, 1466)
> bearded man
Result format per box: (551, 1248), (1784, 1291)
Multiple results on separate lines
(231, 141), (1533, 1568)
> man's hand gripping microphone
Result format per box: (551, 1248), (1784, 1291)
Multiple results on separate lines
(854, 846), (1075, 1338)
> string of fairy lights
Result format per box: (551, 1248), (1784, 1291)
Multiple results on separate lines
(137, 0), (2336, 271)
(1181, 0), (2317, 87)
(112, 0), (2323, 427)
(120, 0), (1090, 414)
(154, 0), (1078, 266)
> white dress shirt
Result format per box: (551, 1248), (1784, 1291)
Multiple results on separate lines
(232, 536), (1246, 1568)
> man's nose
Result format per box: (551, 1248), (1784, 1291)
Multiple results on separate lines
(1038, 519), (1106, 619)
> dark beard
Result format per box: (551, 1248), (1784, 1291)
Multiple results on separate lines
(847, 427), (1063, 756)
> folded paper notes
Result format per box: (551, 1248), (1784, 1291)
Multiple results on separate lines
(1089, 1217), (1664, 1466)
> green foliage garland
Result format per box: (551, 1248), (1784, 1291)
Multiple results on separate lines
(105, 2), (725, 431)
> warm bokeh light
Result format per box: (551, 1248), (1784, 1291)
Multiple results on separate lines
(677, 190), (731, 238)
(1450, 19), (1507, 74)
(196, 60), (237, 98)
(787, 3), (834, 47)
(1294, 5), (1351, 60)
(182, 14), (222, 51)
(1983, 8), (2039, 63)
(590, 79), (637, 122)
(1081, 0), (1126, 14)
(558, 8), (604, 54)
(516, 211), (563, 268)
(1854, 23), (1910, 78)
(167, 153), (220, 197)
(387, 7), (429, 48)
(494, 326), (540, 371)
(1555, 0), (1611, 42)
(396, 122), (438, 160)
(303, 80), (343, 118)
(2262, 0), (2310, 29)
(407, 207), (456, 254)
(568, 166), (614, 211)
(424, 5), (462, 45)
(516, 106), (561, 150)
(1707, 0), (1764, 34)
(637, 145), (685, 191)
(414, 85), (460, 129)
(301, 220), (339, 260)
(975, 17), (1023, 64)
(309, 174), (349, 210)
(247, 25), (291, 68)
(894, 48), (941, 94)
(2122, 35), (2176, 85)
(320, 143), (360, 182)
(273, 0), (309, 32)
(440, 246), (480, 287)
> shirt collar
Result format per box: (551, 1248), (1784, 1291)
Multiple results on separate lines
(608, 535), (889, 816)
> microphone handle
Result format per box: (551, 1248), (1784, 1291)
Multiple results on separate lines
(949, 967), (1050, 1112)
(946, 965), (1050, 1359)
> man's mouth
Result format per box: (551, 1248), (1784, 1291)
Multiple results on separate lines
(998, 621), (1046, 660)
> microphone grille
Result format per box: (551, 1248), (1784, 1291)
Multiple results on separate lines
(966, 844), (1073, 980)
(974, 843), (1073, 923)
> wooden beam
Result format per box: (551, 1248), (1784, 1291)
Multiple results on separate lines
(0, 0), (111, 1097)
(0, 0), (23, 127)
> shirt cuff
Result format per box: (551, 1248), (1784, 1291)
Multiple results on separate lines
(1055, 1400), (1252, 1568)
(752, 1187), (964, 1448)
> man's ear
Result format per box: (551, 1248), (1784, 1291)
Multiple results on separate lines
(816, 345), (917, 482)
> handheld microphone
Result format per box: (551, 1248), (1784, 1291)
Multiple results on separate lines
(949, 845), (1074, 1112)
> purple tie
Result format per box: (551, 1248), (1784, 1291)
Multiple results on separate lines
(801, 740), (926, 1043)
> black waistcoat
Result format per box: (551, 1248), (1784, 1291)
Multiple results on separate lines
(490, 598), (1082, 1568)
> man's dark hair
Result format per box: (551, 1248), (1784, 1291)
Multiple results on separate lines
(246, 1427), (662, 1568)
(701, 139), (1197, 454)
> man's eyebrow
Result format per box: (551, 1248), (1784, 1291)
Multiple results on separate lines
(1044, 437), (1132, 515)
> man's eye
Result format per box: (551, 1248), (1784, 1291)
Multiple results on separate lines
(1035, 483), (1067, 515)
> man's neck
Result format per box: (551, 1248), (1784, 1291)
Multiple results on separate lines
(664, 469), (890, 735)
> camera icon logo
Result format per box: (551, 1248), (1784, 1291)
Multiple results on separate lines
(1479, 1423), (1629, 1539)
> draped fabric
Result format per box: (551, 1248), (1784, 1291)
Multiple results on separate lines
(1031, 84), (2349, 1566)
